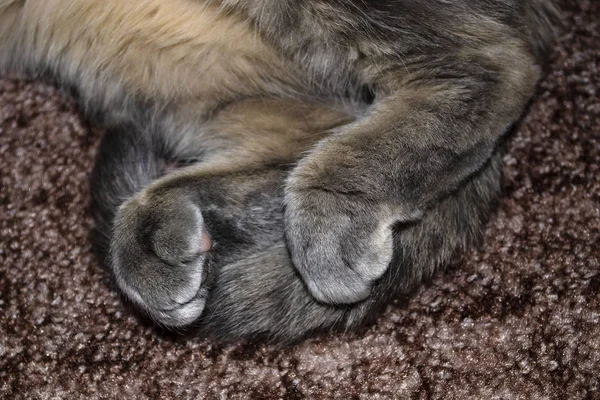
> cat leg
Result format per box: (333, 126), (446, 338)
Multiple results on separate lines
(214, 0), (553, 306)
(284, 47), (540, 305)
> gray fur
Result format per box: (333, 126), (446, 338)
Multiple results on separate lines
(0, 0), (559, 343)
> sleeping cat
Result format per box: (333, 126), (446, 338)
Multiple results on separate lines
(0, 0), (558, 342)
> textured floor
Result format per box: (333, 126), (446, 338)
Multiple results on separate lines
(1, 1), (599, 399)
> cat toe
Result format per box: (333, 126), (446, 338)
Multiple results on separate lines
(150, 200), (212, 266)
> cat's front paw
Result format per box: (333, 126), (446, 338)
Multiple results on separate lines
(285, 187), (402, 305)
(110, 188), (212, 327)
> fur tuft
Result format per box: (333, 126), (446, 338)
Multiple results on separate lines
(525, 0), (562, 62)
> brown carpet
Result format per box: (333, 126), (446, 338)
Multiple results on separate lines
(1, 1), (599, 398)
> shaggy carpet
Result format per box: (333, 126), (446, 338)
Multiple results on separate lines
(1, 0), (598, 398)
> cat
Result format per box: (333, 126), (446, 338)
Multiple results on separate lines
(0, 0), (558, 343)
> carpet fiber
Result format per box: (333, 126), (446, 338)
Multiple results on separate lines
(1, 1), (599, 398)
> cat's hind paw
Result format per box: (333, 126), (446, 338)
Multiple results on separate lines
(110, 188), (212, 327)
(285, 187), (403, 305)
